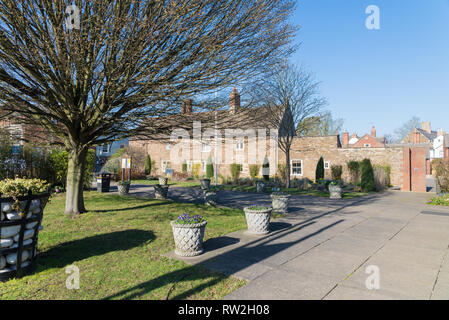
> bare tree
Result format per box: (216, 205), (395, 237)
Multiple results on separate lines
(300, 111), (344, 137)
(253, 63), (327, 188)
(0, 0), (296, 215)
(394, 116), (421, 143)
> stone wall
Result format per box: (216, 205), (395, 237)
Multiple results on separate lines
(281, 136), (405, 188)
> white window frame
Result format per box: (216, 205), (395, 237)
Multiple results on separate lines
(324, 161), (330, 170)
(100, 144), (110, 154)
(291, 160), (303, 176)
(235, 139), (244, 151)
(202, 142), (211, 153)
(162, 160), (171, 173)
(165, 143), (171, 150)
(364, 143), (371, 148)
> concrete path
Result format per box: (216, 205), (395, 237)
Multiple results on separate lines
(163, 189), (449, 300)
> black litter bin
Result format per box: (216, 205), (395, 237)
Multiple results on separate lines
(97, 174), (111, 193)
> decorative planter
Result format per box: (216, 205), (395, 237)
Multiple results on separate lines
(0, 193), (49, 281)
(158, 177), (168, 186)
(243, 206), (272, 235)
(117, 182), (130, 195)
(200, 179), (211, 190)
(203, 190), (218, 206)
(256, 181), (265, 193)
(171, 221), (207, 257)
(271, 193), (291, 214)
(329, 184), (343, 199)
(154, 185), (169, 199)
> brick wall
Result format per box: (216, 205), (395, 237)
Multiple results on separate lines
(282, 136), (405, 187)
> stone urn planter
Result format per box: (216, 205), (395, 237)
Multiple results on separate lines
(256, 181), (265, 193)
(243, 206), (272, 235)
(117, 181), (130, 195)
(171, 215), (207, 257)
(0, 179), (50, 281)
(203, 188), (219, 206)
(271, 192), (291, 214)
(200, 179), (211, 190)
(154, 184), (169, 199)
(329, 184), (343, 199)
(158, 177), (168, 186)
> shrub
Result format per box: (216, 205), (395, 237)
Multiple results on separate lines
(331, 165), (343, 181)
(49, 148), (95, 190)
(230, 163), (242, 182)
(192, 163), (201, 178)
(249, 164), (260, 180)
(347, 161), (361, 183)
(315, 157), (324, 182)
(262, 156), (270, 181)
(145, 154), (152, 175)
(433, 159), (449, 192)
(0, 178), (50, 197)
(361, 159), (375, 192)
(182, 161), (187, 174)
(206, 157), (214, 179)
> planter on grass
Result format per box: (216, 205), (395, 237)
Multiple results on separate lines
(256, 181), (265, 193)
(329, 184), (343, 199)
(200, 179), (211, 190)
(158, 177), (168, 186)
(0, 178), (50, 281)
(154, 184), (169, 199)
(117, 181), (130, 195)
(171, 214), (207, 257)
(243, 206), (272, 235)
(270, 192), (291, 214)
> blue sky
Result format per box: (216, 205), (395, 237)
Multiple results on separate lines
(291, 0), (449, 137)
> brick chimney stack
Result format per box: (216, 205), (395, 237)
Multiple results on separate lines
(371, 126), (376, 137)
(230, 87), (240, 113)
(182, 99), (192, 114)
(421, 121), (431, 134)
(343, 131), (349, 147)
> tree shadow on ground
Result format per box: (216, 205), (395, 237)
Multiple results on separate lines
(37, 230), (155, 271)
(103, 218), (340, 300)
(103, 191), (388, 300)
(90, 201), (171, 213)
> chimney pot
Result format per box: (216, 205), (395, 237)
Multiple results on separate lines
(371, 126), (376, 137)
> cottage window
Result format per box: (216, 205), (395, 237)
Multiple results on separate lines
(101, 144), (110, 154)
(324, 161), (330, 170)
(165, 143), (171, 150)
(162, 160), (171, 173)
(291, 160), (303, 176)
(364, 143), (371, 148)
(235, 139), (244, 151)
(202, 142), (211, 153)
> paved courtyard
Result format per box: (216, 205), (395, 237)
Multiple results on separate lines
(110, 184), (449, 299)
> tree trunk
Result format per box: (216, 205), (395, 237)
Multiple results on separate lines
(65, 147), (88, 215)
(285, 147), (291, 189)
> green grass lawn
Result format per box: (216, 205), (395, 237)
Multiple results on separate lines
(219, 185), (367, 199)
(0, 192), (246, 300)
(132, 179), (201, 188)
